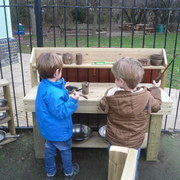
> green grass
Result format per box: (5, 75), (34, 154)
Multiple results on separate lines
(21, 33), (180, 89)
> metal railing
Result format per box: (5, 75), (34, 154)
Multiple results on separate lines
(0, 0), (179, 132)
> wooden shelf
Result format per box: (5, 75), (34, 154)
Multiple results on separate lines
(0, 106), (10, 111)
(63, 63), (166, 70)
(0, 133), (17, 146)
(72, 132), (108, 148)
(32, 62), (166, 70)
(0, 115), (11, 125)
(72, 132), (148, 149)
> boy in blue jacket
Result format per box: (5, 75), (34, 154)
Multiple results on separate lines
(35, 53), (79, 180)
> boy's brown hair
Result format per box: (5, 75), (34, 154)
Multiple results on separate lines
(37, 53), (63, 79)
(111, 57), (144, 89)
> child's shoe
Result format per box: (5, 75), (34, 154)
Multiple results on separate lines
(46, 164), (62, 180)
(64, 163), (79, 180)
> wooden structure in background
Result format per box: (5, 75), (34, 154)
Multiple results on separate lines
(0, 79), (16, 145)
(30, 47), (167, 87)
(24, 47), (173, 161)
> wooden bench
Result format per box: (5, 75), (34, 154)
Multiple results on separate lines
(23, 47), (173, 161)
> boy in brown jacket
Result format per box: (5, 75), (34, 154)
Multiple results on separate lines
(99, 57), (161, 179)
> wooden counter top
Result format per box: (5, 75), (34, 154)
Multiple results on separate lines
(23, 83), (173, 115)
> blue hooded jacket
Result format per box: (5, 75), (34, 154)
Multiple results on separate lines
(35, 78), (78, 141)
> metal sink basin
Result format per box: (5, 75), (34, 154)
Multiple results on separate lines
(72, 124), (92, 141)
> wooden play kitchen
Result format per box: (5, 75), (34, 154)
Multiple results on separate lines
(23, 47), (173, 161)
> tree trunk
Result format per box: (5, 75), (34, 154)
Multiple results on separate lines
(92, 8), (97, 36)
(29, 7), (36, 35)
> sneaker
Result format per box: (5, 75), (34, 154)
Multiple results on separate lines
(64, 163), (80, 180)
(46, 164), (63, 180)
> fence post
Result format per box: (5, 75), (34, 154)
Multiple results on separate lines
(34, 0), (43, 47)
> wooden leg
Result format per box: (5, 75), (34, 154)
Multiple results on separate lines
(146, 114), (163, 161)
(108, 146), (128, 180)
(32, 112), (45, 159)
(4, 85), (16, 135)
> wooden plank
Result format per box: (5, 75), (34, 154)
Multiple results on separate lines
(23, 83), (173, 115)
(3, 84), (16, 135)
(0, 115), (11, 125)
(32, 112), (45, 159)
(146, 114), (163, 161)
(32, 47), (165, 63)
(108, 146), (129, 180)
(72, 132), (108, 148)
(77, 69), (89, 82)
(31, 47), (167, 69)
(121, 148), (138, 180)
(0, 79), (9, 87)
(99, 69), (111, 82)
(0, 106), (9, 111)
(0, 137), (17, 145)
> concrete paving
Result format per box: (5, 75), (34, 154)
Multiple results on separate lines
(0, 130), (179, 180)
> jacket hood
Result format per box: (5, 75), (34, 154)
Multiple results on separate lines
(106, 87), (150, 117)
(42, 78), (66, 88)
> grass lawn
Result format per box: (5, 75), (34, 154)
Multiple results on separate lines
(21, 32), (180, 89)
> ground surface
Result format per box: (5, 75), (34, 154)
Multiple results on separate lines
(0, 130), (180, 180)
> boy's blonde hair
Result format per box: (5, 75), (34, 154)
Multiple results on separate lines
(112, 57), (144, 89)
(37, 53), (63, 79)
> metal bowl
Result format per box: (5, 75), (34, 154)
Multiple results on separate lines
(72, 124), (92, 141)
(0, 99), (7, 107)
(0, 112), (7, 120)
(98, 125), (107, 138)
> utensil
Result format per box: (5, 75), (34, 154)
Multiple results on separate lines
(98, 125), (107, 138)
(72, 124), (92, 141)
(79, 94), (88, 99)
(155, 54), (178, 83)
(0, 130), (20, 142)
(66, 85), (82, 94)
(82, 81), (89, 95)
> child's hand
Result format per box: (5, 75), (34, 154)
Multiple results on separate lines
(65, 81), (70, 88)
(71, 90), (80, 100)
(152, 80), (161, 88)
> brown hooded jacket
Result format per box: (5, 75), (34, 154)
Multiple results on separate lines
(99, 86), (161, 149)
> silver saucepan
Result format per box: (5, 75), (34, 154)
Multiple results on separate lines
(0, 130), (20, 142)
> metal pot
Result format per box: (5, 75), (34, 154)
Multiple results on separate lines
(0, 99), (7, 107)
(72, 124), (92, 141)
(0, 130), (20, 142)
(66, 85), (82, 94)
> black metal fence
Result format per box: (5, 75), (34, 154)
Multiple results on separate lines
(0, 0), (179, 132)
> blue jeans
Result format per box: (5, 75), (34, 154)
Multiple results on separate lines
(135, 148), (141, 180)
(44, 139), (73, 176)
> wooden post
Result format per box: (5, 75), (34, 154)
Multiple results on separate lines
(32, 112), (44, 159)
(121, 149), (138, 180)
(108, 146), (138, 180)
(146, 114), (163, 161)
